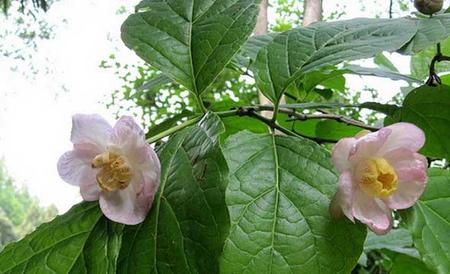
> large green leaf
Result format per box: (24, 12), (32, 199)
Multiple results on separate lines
(70, 219), (123, 274)
(231, 34), (275, 69)
(401, 14), (450, 54)
(220, 131), (366, 273)
(121, 0), (261, 95)
(364, 229), (419, 258)
(393, 85), (450, 159)
(117, 113), (230, 274)
(402, 168), (450, 274)
(0, 202), (121, 273)
(254, 17), (417, 103)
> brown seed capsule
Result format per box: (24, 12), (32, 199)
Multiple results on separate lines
(414, 0), (444, 15)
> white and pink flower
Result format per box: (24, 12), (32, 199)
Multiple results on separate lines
(58, 114), (160, 225)
(330, 123), (428, 235)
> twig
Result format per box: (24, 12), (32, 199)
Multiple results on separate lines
(255, 105), (379, 131)
(219, 107), (337, 143)
(389, 0), (393, 18)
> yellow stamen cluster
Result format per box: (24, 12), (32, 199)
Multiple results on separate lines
(358, 157), (398, 198)
(91, 151), (132, 192)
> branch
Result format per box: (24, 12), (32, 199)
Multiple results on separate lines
(217, 105), (379, 143)
(148, 105), (379, 145)
(255, 105), (380, 131)
(218, 107), (337, 143)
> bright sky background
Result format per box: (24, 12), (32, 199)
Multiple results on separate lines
(0, 0), (447, 213)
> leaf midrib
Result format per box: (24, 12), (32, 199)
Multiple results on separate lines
(152, 136), (189, 273)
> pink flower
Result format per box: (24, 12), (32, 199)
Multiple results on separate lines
(330, 123), (427, 235)
(57, 114), (160, 225)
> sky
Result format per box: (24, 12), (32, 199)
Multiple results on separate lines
(0, 0), (446, 213)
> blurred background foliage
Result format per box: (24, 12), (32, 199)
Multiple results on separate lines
(0, 161), (57, 251)
(1, 0), (49, 13)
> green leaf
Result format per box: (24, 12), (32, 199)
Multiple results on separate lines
(278, 118), (361, 142)
(411, 37), (450, 80)
(395, 85), (450, 159)
(374, 52), (399, 72)
(121, 0), (261, 95)
(344, 65), (421, 84)
(315, 120), (362, 140)
(0, 202), (110, 273)
(220, 116), (268, 143)
(254, 17), (417, 103)
(402, 168), (450, 274)
(389, 253), (434, 274)
(302, 69), (346, 93)
(364, 229), (419, 258)
(359, 102), (400, 116)
(231, 34), (276, 68)
(138, 74), (172, 92)
(220, 131), (366, 273)
(146, 110), (195, 139)
(117, 113), (230, 274)
(70, 219), (123, 274)
(401, 14), (450, 54)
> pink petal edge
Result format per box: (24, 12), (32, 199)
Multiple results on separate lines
(71, 114), (112, 150)
(378, 122), (425, 155)
(330, 171), (355, 222)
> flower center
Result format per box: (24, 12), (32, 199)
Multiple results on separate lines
(357, 157), (398, 198)
(91, 151), (132, 192)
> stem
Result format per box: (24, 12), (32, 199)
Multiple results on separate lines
(147, 116), (203, 144)
(271, 100), (280, 123)
(428, 43), (450, 86)
(195, 96), (207, 114)
(389, 0), (393, 18)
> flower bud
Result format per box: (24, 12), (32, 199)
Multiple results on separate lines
(414, 0), (443, 15)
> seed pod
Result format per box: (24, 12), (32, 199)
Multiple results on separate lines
(414, 0), (444, 15)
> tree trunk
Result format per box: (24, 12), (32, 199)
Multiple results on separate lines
(303, 0), (323, 26)
(255, 0), (272, 118)
(255, 0), (268, 35)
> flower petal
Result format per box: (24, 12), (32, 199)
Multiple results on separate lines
(141, 146), (161, 186)
(332, 138), (357, 172)
(378, 122), (425, 155)
(71, 114), (112, 150)
(349, 128), (391, 164)
(99, 187), (139, 225)
(383, 149), (427, 209)
(352, 189), (392, 235)
(80, 182), (100, 201)
(99, 171), (157, 225)
(110, 116), (145, 156)
(57, 148), (97, 187)
(330, 171), (355, 222)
